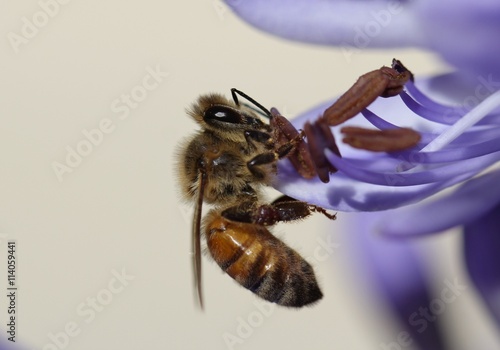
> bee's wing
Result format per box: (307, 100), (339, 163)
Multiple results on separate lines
(192, 172), (206, 310)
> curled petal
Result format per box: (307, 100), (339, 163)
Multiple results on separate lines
(226, 0), (500, 77)
(464, 201), (500, 327)
(377, 169), (500, 236)
(224, 0), (425, 47)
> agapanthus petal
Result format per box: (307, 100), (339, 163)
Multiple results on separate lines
(464, 201), (500, 327)
(225, 0), (500, 77)
(401, 91), (500, 126)
(325, 149), (500, 186)
(361, 108), (500, 149)
(405, 81), (463, 114)
(274, 163), (477, 211)
(416, 0), (500, 78)
(376, 169), (500, 237)
(343, 212), (446, 349)
(392, 137), (500, 164)
(404, 80), (500, 120)
(400, 92), (463, 125)
(224, 0), (425, 47)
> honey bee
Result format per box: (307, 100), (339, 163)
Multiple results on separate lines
(177, 60), (416, 309)
(177, 88), (337, 309)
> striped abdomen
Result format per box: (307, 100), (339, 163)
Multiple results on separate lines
(204, 210), (322, 307)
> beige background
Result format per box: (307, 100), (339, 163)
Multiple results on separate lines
(1, 1), (499, 349)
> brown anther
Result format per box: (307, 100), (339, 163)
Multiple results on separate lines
(304, 118), (340, 183)
(378, 67), (410, 98)
(323, 59), (412, 126)
(269, 59), (416, 182)
(391, 59), (414, 82)
(340, 127), (421, 152)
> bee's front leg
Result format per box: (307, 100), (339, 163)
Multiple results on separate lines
(245, 130), (305, 179)
(243, 130), (273, 153)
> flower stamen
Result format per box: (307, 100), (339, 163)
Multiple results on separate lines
(323, 60), (412, 126)
(421, 90), (500, 153)
(341, 127), (421, 152)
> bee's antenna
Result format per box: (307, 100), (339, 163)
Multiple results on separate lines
(231, 88), (272, 119)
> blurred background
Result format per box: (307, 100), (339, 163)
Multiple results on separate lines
(1, 1), (498, 349)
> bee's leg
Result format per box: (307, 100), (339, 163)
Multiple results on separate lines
(221, 196), (335, 226)
(219, 201), (257, 224)
(243, 130), (273, 153)
(262, 195), (336, 223)
(246, 131), (305, 179)
(303, 117), (340, 183)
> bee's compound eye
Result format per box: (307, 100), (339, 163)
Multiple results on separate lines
(205, 106), (242, 124)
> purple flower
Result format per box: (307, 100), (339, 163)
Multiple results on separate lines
(275, 76), (500, 217)
(225, 0), (500, 346)
(273, 74), (500, 344)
